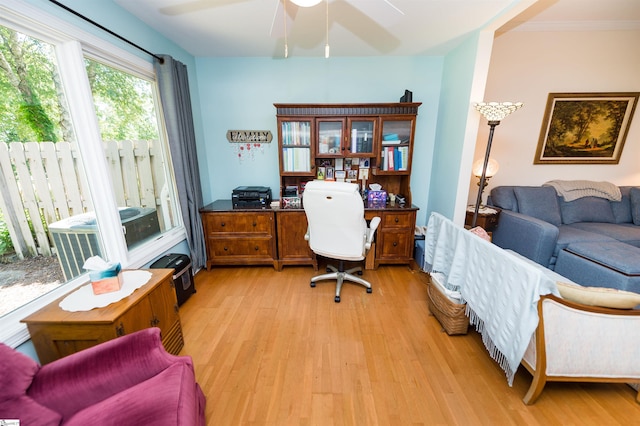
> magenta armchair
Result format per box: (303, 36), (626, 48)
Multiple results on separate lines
(0, 327), (206, 425)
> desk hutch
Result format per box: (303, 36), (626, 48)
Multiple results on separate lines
(200, 102), (421, 271)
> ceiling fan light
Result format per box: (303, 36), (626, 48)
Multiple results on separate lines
(290, 0), (323, 7)
(325, 44), (330, 58)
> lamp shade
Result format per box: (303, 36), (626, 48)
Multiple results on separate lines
(473, 158), (499, 178)
(474, 102), (523, 121)
(290, 0), (323, 7)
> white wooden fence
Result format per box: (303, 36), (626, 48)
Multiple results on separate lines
(0, 140), (167, 259)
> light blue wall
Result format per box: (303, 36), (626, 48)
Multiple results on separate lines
(428, 33), (481, 219)
(196, 56), (444, 226)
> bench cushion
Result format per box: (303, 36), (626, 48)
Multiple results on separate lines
(556, 282), (640, 309)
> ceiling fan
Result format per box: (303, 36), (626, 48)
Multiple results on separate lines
(159, 0), (404, 46)
(270, 0), (403, 36)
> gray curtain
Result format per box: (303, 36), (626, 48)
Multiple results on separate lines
(154, 55), (206, 270)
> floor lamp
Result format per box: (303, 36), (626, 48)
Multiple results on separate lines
(471, 102), (523, 228)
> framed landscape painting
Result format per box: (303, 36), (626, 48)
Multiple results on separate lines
(534, 92), (639, 164)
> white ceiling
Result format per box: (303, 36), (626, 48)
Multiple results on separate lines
(113, 0), (640, 58)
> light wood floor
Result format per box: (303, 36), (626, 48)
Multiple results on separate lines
(178, 263), (640, 425)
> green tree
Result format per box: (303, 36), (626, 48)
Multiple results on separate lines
(85, 59), (159, 141)
(0, 26), (60, 142)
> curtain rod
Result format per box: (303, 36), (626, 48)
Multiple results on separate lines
(48, 0), (164, 64)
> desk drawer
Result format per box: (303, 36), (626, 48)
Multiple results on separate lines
(208, 237), (274, 257)
(205, 212), (272, 234)
(377, 229), (413, 259)
(381, 211), (414, 229)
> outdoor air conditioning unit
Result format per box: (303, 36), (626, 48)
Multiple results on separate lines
(49, 207), (160, 281)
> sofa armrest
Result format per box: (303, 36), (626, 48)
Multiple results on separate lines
(491, 210), (559, 268)
(28, 327), (194, 420)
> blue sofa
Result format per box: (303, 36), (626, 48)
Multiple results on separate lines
(489, 185), (640, 293)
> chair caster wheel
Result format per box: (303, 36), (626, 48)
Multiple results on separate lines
(357, 271), (363, 276)
(367, 288), (372, 293)
(334, 296), (340, 303)
(326, 267), (331, 273)
(310, 282), (316, 288)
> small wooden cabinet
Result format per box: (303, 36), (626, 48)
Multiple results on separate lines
(21, 269), (183, 365)
(275, 209), (317, 270)
(367, 207), (418, 268)
(201, 200), (277, 269)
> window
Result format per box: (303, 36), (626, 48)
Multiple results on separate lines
(0, 3), (185, 346)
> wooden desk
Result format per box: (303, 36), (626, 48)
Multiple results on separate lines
(22, 269), (183, 365)
(200, 200), (418, 270)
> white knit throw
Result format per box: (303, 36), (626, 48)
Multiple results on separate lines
(543, 180), (621, 201)
(424, 212), (559, 386)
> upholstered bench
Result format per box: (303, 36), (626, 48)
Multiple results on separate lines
(554, 241), (640, 293)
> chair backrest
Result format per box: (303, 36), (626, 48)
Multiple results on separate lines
(303, 180), (367, 260)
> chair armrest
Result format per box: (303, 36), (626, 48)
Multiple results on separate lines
(366, 217), (381, 248)
(491, 210), (558, 267)
(28, 328), (193, 419)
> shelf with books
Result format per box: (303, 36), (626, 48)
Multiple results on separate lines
(278, 118), (314, 176)
(275, 103), (420, 204)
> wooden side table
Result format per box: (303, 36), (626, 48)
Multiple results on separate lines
(21, 269), (183, 365)
(465, 206), (501, 232)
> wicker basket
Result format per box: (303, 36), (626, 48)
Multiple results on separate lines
(427, 280), (469, 335)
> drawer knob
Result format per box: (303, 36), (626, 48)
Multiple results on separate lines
(393, 242), (398, 247)
(221, 222), (226, 227)
(254, 246), (259, 251)
(224, 247), (228, 251)
(394, 217), (399, 223)
(253, 222), (257, 227)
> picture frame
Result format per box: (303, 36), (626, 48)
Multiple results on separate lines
(325, 166), (335, 181)
(534, 92), (639, 164)
(317, 166), (326, 180)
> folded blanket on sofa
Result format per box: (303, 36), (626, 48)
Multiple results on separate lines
(424, 212), (559, 386)
(543, 179), (621, 201)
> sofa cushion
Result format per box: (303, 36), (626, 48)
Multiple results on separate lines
(559, 196), (615, 224)
(556, 281), (640, 309)
(567, 222), (640, 247)
(513, 186), (562, 226)
(489, 186), (518, 212)
(553, 225), (618, 267)
(0, 395), (62, 426)
(630, 187), (640, 225)
(611, 186), (633, 223)
(64, 362), (204, 426)
(0, 343), (40, 399)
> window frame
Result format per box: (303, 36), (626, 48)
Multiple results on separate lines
(0, 0), (187, 347)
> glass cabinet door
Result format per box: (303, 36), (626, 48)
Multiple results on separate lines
(317, 119), (344, 157)
(280, 119), (313, 174)
(347, 117), (376, 157)
(379, 118), (413, 172)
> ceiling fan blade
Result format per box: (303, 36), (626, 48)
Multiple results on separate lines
(381, 0), (404, 16)
(345, 0), (404, 26)
(160, 0), (249, 16)
(332, 0), (401, 54)
(270, 0), (298, 38)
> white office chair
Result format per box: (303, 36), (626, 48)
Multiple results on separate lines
(303, 180), (381, 302)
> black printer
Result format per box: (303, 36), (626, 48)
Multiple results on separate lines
(232, 186), (272, 209)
